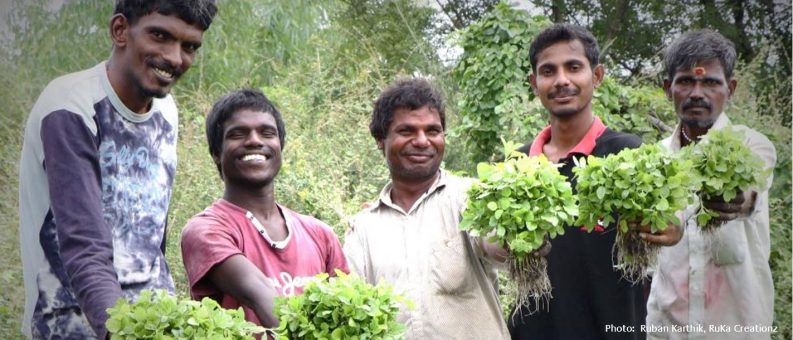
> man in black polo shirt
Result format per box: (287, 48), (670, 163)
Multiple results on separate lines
(508, 24), (681, 340)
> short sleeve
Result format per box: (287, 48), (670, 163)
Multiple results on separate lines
(321, 224), (350, 276)
(180, 215), (244, 299)
(342, 217), (370, 281)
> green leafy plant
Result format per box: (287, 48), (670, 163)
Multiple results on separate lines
(574, 143), (698, 282)
(452, 3), (551, 163)
(460, 140), (577, 311)
(106, 289), (265, 339)
(274, 271), (408, 339)
(681, 127), (772, 230)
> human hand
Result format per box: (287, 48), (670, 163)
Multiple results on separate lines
(702, 190), (756, 223)
(481, 233), (551, 261)
(629, 220), (683, 246)
(532, 237), (552, 257)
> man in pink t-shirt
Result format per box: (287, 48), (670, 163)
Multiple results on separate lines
(180, 88), (348, 330)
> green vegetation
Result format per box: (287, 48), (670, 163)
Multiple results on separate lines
(460, 140), (577, 309)
(274, 271), (406, 340)
(452, 3), (551, 163)
(681, 127), (772, 229)
(575, 144), (698, 234)
(106, 290), (265, 339)
(0, 1), (789, 339)
(574, 143), (699, 282)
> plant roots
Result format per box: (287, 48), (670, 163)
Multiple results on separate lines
(509, 255), (552, 318)
(614, 229), (659, 284)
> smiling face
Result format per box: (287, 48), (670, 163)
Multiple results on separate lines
(378, 106), (445, 184)
(110, 12), (204, 110)
(530, 39), (603, 118)
(664, 58), (736, 128)
(215, 109), (283, 189)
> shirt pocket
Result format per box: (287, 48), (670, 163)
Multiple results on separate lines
(430, 236), (475, 295)
(709, 222), (746, 266)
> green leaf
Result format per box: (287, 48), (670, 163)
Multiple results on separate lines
(656, 198), (669, 211)
(596, 186), (607, 200)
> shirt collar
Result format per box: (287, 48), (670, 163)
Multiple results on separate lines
(215, 199), (296, 249)
(528, 116), (607, 157)
(217, 198), (293, 228)
(373, 169), (448, 215)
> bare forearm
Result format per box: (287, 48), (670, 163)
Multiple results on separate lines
(208, 255), (279, 328)
(230, 279), (279, 328)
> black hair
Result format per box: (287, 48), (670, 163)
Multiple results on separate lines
(663, 29), (737, 81)
(206, 88), (286, 176)
(114, 0), (217, 31)
(370, 77), (445, 141)
(529, 23), (600, 72)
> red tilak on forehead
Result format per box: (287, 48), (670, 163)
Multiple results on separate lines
(693, 67), (706, 76)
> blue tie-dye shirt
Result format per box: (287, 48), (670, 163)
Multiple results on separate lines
(19, 61), (176, 339)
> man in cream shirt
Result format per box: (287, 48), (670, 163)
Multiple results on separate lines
(646, 29), (776, 340)
(344, 78), (513, 339)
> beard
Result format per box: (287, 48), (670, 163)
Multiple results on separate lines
(550, 107), (580, 118)
(549, 98), (592, 118)
(128, 60), (179, 100)
(547, 86), (586, 118)
(140, 85), (169, 99)
(680, 115), (717, 129)
(679, 98), (717, 128)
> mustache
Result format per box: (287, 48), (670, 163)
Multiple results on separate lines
(549, 87), (578, 99)
(682, 98), (712, 111)
(149, 60), (182, 78)
(237, 145), (277, 157)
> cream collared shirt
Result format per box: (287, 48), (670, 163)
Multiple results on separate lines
(343, 170), (509, 339)
(646, 113), (777, 339)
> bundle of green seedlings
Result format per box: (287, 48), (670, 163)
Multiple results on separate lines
(106, 289), (265, 339)
(274, 270), (408, 339)
(460, 141), (577, 312)
(680, 127), (771, 231)
(574, 143), (698, 283)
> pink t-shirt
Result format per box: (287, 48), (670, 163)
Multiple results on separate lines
(180, 199), (349, 325)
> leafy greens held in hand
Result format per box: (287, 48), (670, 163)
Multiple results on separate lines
(106, 289), (266, 340)
(574, 143), (698, 282)
(460, 140), (577, 312)
(274, 270), (409, 340)
(680, 126), (771, 230)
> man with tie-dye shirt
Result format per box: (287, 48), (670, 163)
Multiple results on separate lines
(18, 1), (217, 338)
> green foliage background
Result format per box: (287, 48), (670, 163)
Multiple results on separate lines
(0, 1), (789, 339)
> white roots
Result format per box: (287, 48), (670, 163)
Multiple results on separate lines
(614, 228), (659, 284)
(509, 255), (552, 318)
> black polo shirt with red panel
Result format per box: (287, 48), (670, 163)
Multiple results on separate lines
(508, 117), (646, 340)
